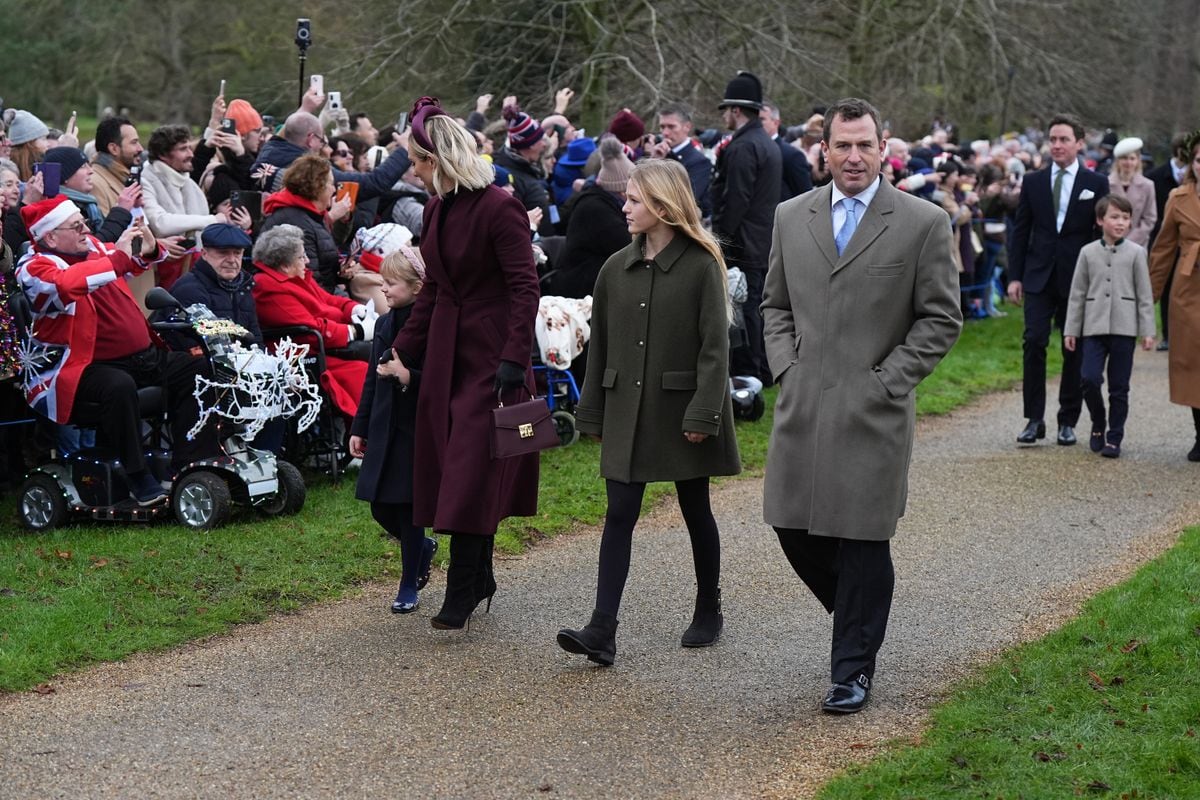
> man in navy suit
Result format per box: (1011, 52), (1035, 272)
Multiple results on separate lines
(1008, 114), (1109, 446)
(650, 103), (713, 218)
(761, 100), (813, 200)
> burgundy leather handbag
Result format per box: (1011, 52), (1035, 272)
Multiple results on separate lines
(490, 388), (559, 458)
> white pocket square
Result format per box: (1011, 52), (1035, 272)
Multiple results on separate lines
(1079, 189), (1095, 201)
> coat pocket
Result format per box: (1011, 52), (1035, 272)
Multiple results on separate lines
(867, 263), (905, 278)
(601, 368), (618, 388)
(662, 370), (698, 390)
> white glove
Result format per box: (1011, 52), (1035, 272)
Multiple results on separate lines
(358, 312), (376, 341)
(351, 303), (371, 323)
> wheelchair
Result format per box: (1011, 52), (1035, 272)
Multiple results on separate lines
(15, 288), (309, 531)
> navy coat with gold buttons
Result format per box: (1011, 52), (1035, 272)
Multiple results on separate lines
(575, 233), (742, 484)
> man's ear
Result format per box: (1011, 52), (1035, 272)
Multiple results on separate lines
(106, 142), (121, 159)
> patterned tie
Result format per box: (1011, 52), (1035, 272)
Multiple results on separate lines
(835, 198), (859, 256)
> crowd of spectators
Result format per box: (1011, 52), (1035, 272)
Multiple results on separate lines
(0, 75), (1188, 487)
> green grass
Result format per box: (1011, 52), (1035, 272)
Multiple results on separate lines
(818, 527), (1200, 800)
(0, 307), (1038, 692)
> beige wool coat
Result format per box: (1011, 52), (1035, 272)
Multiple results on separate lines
(1108, 173), (1157, 248)
(761, 179), (962, 540)
(1150, 184), (1200, 407)
(575, 233), (742, 484)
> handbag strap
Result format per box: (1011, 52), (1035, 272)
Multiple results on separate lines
(496, 382), (536, 408)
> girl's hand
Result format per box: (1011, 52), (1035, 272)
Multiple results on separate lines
(377, 349), (411, 384)
(684, 432), (709, 444)
(1063, 335), (1076, 352)
(348, 435), (366, 458)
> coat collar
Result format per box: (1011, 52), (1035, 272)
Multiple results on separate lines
(807, 179), (895, 273)
(622, 233), (690, 272)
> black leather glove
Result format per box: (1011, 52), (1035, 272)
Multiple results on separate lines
(493, 360), (526, 393)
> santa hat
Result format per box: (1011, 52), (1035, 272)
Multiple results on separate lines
(21, 196), (82, 241)
(352, 222), (413, 273)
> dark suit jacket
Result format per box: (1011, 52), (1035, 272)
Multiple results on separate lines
(667, 142), (713, 218)
(1008, 163), (1108, 297)
(1146, 161), (1182, 246)
(776, 137), (813, 201)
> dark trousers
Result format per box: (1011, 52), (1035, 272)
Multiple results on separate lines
(774, 527), (894, 684)
(69, 346), (214, 472)
(731, 267), (768, 380)
(595, 477), (721, 617)
(370, 502), (426, 592)
(1080, 335), (1136, 444)
(1022, 291), (1082, 425)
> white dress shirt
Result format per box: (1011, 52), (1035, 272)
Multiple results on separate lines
(1052, 159), (1079, 233)
(830, 175), (883, 237)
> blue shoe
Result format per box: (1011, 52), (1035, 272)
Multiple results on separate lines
(416, 537), (438, 590)
(391, 586), (419, 614)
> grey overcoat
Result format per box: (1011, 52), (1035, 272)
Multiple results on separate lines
(761, 179), (962, 540)
(575, 234), (742, 484)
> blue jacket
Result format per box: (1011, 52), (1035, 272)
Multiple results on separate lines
(252, 138), (412, 201)
(167, 258), (262, 348)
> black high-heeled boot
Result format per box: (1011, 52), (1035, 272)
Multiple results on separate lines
(557, 609), (619, 666)
(680, 589), (723, 647)
(475, 536), (497, 613)
(431, 534), (483, 630)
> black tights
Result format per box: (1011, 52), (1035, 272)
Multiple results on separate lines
(595, 477), (720, 618)
(1192, 407), (1200, 438)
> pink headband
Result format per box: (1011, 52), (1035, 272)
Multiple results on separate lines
(410, 96), (449, 155)
(400, 244), (426, 281)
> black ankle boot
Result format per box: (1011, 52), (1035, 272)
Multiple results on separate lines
(474, 537), (497, 613)
(431, 534), (484, 630)
(557, 609), (618, 666)
(1189, 440), (1200, 462)
(681, 589), (723, 648)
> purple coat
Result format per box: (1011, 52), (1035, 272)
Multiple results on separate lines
(393, 184), (540, 535)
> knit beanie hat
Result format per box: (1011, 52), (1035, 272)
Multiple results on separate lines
(225, 99), (263, 136)
(43, 147), (88, 181)
(502, 103), (544, 151)
(8, 110), (49, 146)
(596, 136), (634, 193)
(352, 222), (414, 273)
(608, 109), (645, 144)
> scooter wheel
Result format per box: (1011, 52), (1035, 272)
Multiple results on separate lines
(551, 410), (579, 447)
(172, 471), (232, 530)
(17, 473), (69, 532)
(260, 460), (306, 516)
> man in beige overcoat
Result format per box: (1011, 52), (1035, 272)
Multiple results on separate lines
(761, 98), (962, 714)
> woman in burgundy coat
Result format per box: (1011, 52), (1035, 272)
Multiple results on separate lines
(393, 97), (541, 630)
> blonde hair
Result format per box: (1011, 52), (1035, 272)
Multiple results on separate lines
(380, 250), (424, 287)
(408, 115), (493, 197)
(629, 159), (731, 320)
(630, 159), (726, 270)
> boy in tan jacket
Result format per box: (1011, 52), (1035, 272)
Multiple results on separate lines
(1064, 194), (1156, 458)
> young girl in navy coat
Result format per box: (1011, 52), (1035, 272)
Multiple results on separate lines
(349, 248), (438, 613)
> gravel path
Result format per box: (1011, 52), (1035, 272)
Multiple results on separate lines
(2, 351), (1198, 799)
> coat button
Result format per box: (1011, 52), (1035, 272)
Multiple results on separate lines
(635, 380), (642, 387)
(637, 340), (644, 347)
(639, 302), (646, 308)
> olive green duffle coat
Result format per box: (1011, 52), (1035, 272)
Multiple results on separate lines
(575, 233), (742, 484)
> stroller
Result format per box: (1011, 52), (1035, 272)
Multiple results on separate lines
(533, 295), (590, 447)
(727, 266), (766, 421)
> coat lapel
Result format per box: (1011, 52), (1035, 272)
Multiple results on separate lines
(807, 185), (839, 268)
(833, 184), (891, 273)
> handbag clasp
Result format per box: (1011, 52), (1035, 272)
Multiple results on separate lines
(518, 423), (534, 439)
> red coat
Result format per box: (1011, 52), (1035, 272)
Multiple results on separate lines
(393, 185), (540, 535)
(253, 264), (366, 417)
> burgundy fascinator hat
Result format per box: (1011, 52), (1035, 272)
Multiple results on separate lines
(410, 96), (449, 154)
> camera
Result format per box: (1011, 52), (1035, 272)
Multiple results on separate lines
(295, 18), (312, 49)
(261, 114), (275, 129)
(327, 91), (342, 111)
(219, 118), (237, 135)
(124, 164), (141, 187)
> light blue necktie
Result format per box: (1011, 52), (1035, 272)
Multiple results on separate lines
(835, 197), (859, 256)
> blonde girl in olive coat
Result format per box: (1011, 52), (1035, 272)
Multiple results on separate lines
(557, 159), (741, 667)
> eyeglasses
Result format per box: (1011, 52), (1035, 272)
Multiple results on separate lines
(334, 149), (351, 157)
(53, 220), (88, 235)
(309, 132), (328, 147)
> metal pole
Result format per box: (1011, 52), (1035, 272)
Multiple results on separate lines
(297, 51), (307, 109)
